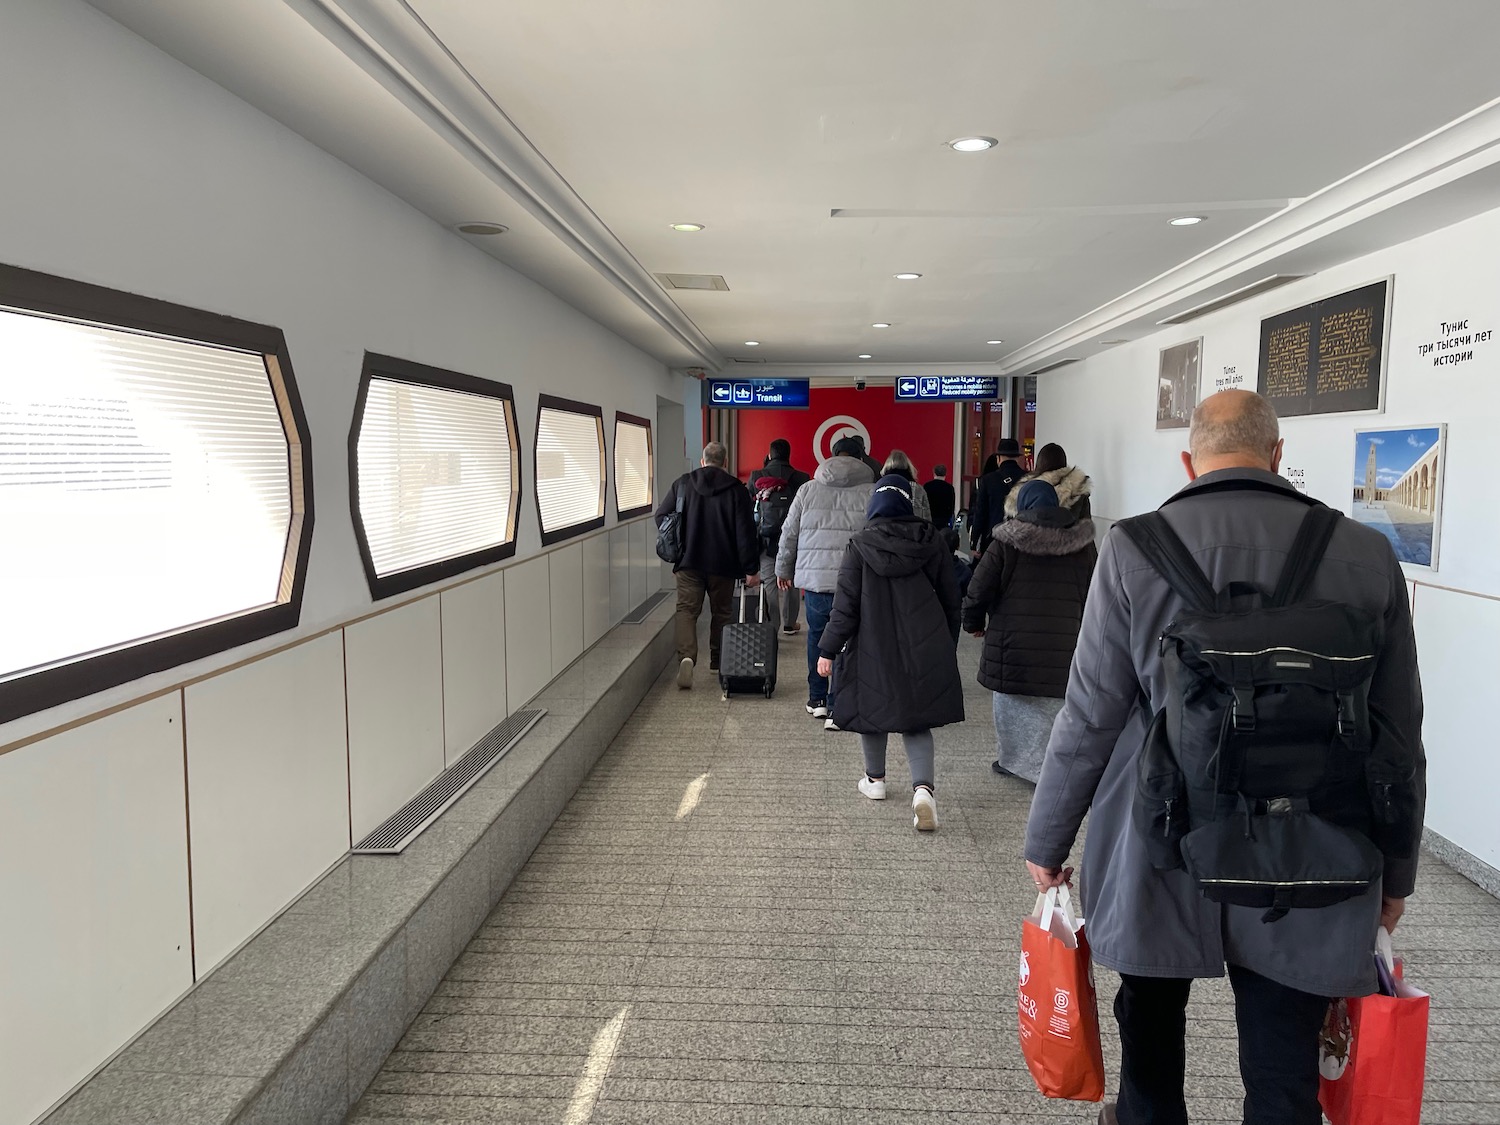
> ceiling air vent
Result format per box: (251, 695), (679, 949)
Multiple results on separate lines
(731, 357), (766, 363)
(655, 273), (730, 291)
(1028, 358), (1080, 375)
(1156, 274), (1309, 326)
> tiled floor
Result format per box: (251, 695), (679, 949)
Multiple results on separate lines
(350, 631), (1500, 1124)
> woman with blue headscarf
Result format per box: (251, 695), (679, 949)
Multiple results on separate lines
(817, 475), (964, 830)
(961, 479), (1097, 782)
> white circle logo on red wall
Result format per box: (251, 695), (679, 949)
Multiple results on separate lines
(813, 415), (871, 465)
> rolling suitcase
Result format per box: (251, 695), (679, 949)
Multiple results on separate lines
(719, 580), (778, 699)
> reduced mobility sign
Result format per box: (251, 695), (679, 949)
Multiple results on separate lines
(895, 375), (1000, 401)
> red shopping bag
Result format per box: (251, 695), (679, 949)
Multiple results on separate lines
(1018, 885), (1106, 1102)
(1319, 929), (1428, 1125)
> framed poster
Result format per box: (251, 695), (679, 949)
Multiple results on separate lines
(1156, 337), (1201, 430)
(1258, 279), (1391, 417)
(1350, 423), (1446, 570)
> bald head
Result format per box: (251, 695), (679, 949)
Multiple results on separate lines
(1184, 390), (1283, 478)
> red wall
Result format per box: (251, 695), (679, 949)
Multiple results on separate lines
(735, 387), (956, 483)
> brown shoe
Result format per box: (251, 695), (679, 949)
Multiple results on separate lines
(1098, 1104), (1119, 1125)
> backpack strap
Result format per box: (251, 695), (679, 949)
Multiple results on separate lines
(1268, 504), (1339, 608)
(1116, 512), (1216, 614)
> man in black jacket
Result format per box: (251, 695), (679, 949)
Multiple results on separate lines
(655, 441), (761, 689)
(968, 438), (1025, 557)
(748, 438), (811, 634)
(923, 464), (956, 529)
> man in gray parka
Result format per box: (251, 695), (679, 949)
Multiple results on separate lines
(776, 437), (875, 728)
(1025, 390), (1424, 1125)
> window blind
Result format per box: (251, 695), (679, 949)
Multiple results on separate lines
(0, 306), (292, 679)
(536, 406), (604, 533)
(614, 419), (652, 514)
(356, 377), (516, 577)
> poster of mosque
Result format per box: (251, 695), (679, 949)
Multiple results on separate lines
(1156, 337), (1201, 430)
(1351, 424), (1446, 569)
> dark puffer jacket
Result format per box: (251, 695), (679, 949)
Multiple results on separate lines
(655, 466), (759, 577)
(962, 509), (1097, 698)
(820, 517), (964, 734)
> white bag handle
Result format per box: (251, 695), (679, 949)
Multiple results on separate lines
(1375, 926), (1396, 973)
(1038, 885), (1080, 935)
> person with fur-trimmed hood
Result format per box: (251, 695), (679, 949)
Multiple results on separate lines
(963, 478), (1097, 781)
(1003, 442), (1093, 521)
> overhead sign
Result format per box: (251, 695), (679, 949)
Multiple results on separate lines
(894, 374), (1001, 401)
(707, 378), (810, 409)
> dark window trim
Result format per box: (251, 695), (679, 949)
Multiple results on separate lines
(349, 353), (521, 601)
(613, 411), (654, 520)
(534, 394), (607, 546)
(0, 263), (314, 726)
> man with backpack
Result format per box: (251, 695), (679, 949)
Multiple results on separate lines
(1024, 390), (1424, 1125)
(748, 438), (810, 634)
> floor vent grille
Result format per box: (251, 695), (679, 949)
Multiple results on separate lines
(622, 590), (670, 624)
(352, 708), (546, 854)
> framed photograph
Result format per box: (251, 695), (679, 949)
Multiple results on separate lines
(1350, 424), (1447, 570)
(1156, 337), (1201, 430)
(1258, 279), (1392, 418)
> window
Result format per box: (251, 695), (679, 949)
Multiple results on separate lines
(350, 355), (519, 599)
(534, 395), (605, 544)
(614, 413), (653, 518)
(0, 263), (312, 724)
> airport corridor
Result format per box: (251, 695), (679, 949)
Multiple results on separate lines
(347, 632), (1500, 1125)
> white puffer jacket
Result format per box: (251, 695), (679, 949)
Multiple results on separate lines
(775, 455), (875, 593)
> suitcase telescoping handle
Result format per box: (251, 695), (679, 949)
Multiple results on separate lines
(739, 579), (768, 624)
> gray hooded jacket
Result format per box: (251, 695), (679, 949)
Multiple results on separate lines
(1024, 469), (1425, 999)
(775, 455), (875, 593)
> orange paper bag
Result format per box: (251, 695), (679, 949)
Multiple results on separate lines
(1018, 885), (1106, 1102)
(1319, 929), (1428, 1125)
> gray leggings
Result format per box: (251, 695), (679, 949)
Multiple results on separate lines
(860, 730), (935, 792)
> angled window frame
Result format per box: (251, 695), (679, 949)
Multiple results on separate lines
(613, 411), (654, 520)
(0, 262), (314, 725)
(533, 394), (607, 546)
(348, 353), (521, 601)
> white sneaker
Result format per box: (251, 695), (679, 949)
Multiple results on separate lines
(676, 657), (694, 689)
(858, 776), (887, 800)
(806, 700), (829, 718)
(912, 787), (938, 831)
(824, 717), (840, 731)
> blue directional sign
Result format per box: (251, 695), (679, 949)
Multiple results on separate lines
(706, 378), (811, 409)
(894, 374), (1002, 402)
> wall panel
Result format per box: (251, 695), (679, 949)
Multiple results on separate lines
(440, 571), (507, 763)
(503, 556), (552, 708)
(582, 532), (611, 647)
(345, 598), (445, 841)
(609, 525), (632, 624)
(184, 633), (349, 975)
(629, 517), (651, 610)
(550, 543), (585, 677)
(0, 697), (192, 1125)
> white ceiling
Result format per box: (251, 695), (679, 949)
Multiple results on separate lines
(87, 0), (1500, 372)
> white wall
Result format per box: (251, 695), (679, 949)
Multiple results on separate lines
(0, 1), (684, 1120)
(1038, 203), (1500, 871)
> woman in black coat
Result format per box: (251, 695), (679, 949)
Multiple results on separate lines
(961, 480), (1096, 783)
(818, 476), (964, 831)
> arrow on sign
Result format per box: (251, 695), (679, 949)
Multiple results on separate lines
(897, 378), (918, 397)
(711, 383), (731, 402)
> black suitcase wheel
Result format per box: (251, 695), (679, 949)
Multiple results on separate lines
(763, 684), (774, 698)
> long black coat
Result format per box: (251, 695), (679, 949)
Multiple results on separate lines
(819, 517), (964, 734)
(962, 511), (1097, 697)
(967, 458), (1025, 553)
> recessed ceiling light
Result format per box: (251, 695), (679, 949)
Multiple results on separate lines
(744, 340), (760, 346)
(872, 322), (892, 329)
(987, 339), (1004, 345)
(894, 272), (922, 280)
(857, 354), (873, 360)
(948, 136), (998, 152)
(1168, 215), (1205, 227)
(455, 222), (509, 236)
(670, 222), (705, 232)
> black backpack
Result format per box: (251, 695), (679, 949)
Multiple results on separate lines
(753, 474), (794, 554)
(655, 483), (685, 565)
(1119, 500), (1402, 922)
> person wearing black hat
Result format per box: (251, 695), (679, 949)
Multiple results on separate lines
(816, 475), (964, 830)
(967, 438), (1026, 558)
(962, 479), (1097, 781)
